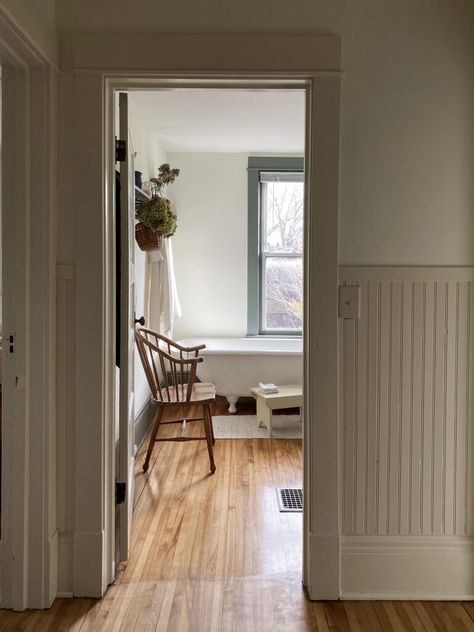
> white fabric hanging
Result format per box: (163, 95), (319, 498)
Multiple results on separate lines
(147, 238), (181, 337)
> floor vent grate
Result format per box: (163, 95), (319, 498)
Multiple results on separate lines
(277, 488), (303, 512)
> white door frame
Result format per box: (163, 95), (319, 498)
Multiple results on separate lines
(67, 31), (342, 600)
(0, 8), (57, 611)
(103, 72), (342, 599)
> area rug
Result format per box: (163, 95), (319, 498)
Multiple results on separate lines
(212, 414), (302, 439)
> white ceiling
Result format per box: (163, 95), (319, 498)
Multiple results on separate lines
(130, 89), (305, 153)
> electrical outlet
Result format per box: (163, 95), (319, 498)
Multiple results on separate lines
(339, 285), (360, 319)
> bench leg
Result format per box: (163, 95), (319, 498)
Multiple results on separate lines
(256, 398), (273, 437)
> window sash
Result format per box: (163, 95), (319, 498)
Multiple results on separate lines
(260, 253), (303, 334)
(247, 157), (304, 337)
(260, 180), (303, 256)
(259, 174), (303, 334)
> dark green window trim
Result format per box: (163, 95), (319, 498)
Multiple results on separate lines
(247, 156), (304, 336)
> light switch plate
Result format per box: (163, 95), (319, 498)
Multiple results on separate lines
(339, 285), (360, 319)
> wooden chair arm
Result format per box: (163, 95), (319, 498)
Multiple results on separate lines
(167, 354), (204, 366)
(136, 326), (206, 354)
(180, 343), (206, 352)
(138, 339), (203, 366)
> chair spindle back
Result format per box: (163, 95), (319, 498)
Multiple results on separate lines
(135, 327), (205, 403)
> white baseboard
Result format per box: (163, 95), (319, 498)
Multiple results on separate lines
(47, 530), (59, 607)
(57, 531), (73, 596)
(307, 534), (340, 600)
(73, 530), (106, 598)
(134, 400), (155, 452)
(342, 592), (474, 601)
(341, 536), (474, 600)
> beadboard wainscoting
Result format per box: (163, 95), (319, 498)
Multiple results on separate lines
(339, 266), (474, 598)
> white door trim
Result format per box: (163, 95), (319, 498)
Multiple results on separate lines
(105, 73), (342, 600)
(304, 75), (342, 598)
(0, 11), (57, 611)
(67, 33), (342, 599)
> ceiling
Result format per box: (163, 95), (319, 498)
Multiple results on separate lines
(130, 89), (305, 154)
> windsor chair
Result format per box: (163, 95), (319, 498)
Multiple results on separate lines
(135, 326), (216, 474)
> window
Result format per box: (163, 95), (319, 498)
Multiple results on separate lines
(248, 157), (304, 335)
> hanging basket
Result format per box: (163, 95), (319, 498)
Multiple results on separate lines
(135, 222), (163, 252)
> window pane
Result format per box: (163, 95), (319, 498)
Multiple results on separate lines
(262, 179), (304, 254)
(264, 257), (303, 331)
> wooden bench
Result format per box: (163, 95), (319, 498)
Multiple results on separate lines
(250, 384), (303, 438)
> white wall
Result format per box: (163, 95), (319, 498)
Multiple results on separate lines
(128, 96), (168, 415)
(32, 0), (55, 26)
(56, 0), (474, 266)
(169, 152), (248, 339)
(0, 0), (58, 64)
(53, 0), (474, 599)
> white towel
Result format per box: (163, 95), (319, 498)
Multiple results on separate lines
(148, 238), (181, 337)
(259, 382), (279, 394)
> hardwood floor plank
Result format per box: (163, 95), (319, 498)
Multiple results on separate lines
(1, 404), (472, 631)
(414, 601), (474, 632)
(463, 602), (474, 622)
(307, 602), (331, 632)
(18, 598), (94, 632)
(413, 601), (449, 632)
(77, 584), (122, 631)
(323, 601), (351, 631)
(372, 601), (425, 632)
(343, 601), (383, 632)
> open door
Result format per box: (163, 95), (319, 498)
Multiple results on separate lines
(118, 92), (136, 562)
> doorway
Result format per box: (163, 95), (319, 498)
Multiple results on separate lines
(96, 67), (342, 600)
(113, 85), (306, 586)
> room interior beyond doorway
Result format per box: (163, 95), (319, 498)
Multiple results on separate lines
(118, 85), (306, 590)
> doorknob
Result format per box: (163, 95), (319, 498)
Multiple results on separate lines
(135, 316), (145, 326)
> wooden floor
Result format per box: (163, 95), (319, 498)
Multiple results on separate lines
(1, 398), (474, 630)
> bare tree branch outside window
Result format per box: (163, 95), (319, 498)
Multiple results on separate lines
(262, 179), (303, 331)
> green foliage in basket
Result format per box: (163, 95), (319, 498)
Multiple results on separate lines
(135, 195), (177, 238)
(135, 162), (180, 238)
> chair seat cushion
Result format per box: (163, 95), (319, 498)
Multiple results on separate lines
(159, 382), (216, 403)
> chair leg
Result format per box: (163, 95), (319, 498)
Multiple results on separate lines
(143, 407), (163, 472)
(209, 404), (216, 445)
(203, 404), (216, 474)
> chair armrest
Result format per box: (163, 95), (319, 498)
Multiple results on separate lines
(178, 343), (206, 353)
(137, 327), (206, 354)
